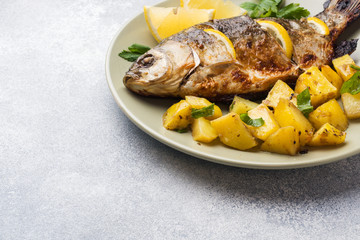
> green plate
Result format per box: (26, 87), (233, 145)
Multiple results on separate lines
(106, 0), (360, 169)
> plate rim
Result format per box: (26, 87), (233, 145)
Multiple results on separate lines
(105, 0), (360, 169)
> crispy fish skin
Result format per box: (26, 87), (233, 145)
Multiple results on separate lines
(123, 0), (360, 101)
(262, 18), (334, 70)
(179, 16), (299, 99)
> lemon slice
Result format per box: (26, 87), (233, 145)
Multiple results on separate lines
(256, 20), (293, 59)
(144, 6), (215, 42)
(307, 17), (330, 35)
(181, 0), (247, 19)
(204, 29), (236, 59)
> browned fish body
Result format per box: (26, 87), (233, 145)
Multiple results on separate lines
(123, 0), (360, 101)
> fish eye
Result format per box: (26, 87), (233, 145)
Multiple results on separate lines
(138, 54), (155, 68)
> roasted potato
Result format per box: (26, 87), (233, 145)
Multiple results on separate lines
(246, 103), (280, 141)
(162, 100), (192, 130)
(332, 54), (358, 81)
(210, 113), (258, 150)
(262, 80), (297, 108)
(191, 117), (218, 143)
(308, 99), (348, 131)
(273, 98), (314, 146)
(341, 92), (360, 119)
(185, 96), (222, 120)
(308, 123), (346, 146)
(261, 126), (300, 156)
(295, 66), (337, 107)
(229, 96), (259, 114)
(321, 65), (343, 98)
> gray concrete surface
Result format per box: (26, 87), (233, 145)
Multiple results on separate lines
(1, 0), (359, 239)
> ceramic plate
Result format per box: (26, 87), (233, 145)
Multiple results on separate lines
(106, 0), (360, 169)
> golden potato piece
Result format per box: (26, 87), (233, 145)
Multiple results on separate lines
(261, 126), (300, 156)
(274, 98), (314, 146)
(308, 99), (348, 131)
(321, 65), (343, 98)
(332, 54), (358, 81)
(247, 103), (280, 141)
(229, 96), (259, 115)
(341, 92), (360, 119)
(162, 100), (192, 130)
(308, 123), (346, 146)
(263, 80), (297, 108)
(210, 113), (258, 150)
(192, 117), (218, 143)
(295, 66), (337, 108)
(185, 96), (222, 120)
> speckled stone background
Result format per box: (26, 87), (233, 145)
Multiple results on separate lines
(1, 0), (360, 239)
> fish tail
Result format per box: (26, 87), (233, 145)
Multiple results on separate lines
(316, 0), (360, 40)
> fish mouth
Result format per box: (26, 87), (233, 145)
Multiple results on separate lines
(123, 40), (200, 97)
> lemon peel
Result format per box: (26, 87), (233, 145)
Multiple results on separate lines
(204, 29), (236, 59)
(307, 17), (330, 35)
(256, 20), (293, 59)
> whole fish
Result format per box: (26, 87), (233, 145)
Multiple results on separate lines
(123, 0), (360, 101)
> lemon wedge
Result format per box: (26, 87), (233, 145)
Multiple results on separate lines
(181, 0), (247, 19)
(256, 20), (293, 59)
(307, 17), (330, 35)
(144, 6), (215, 42)
(204, 29), (236, 59)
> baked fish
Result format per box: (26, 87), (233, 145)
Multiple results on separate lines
(123, 0), (360, 101)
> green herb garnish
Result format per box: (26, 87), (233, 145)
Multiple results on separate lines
(240, 113), (264, 127)
(119, 43), (151, 62)
(191, 104), (215, 119)
(276, 3), (310, 19)
(340, 71), (360, 95)
(297, 88), (313, 117)
(240, 0), (309, 19)
(351, 65), (360, 71)
(177, 128), (188, 133)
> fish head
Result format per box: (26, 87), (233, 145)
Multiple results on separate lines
(123, 40), (200, 97)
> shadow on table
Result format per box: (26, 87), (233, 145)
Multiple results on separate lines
(172, 152), (360, 203)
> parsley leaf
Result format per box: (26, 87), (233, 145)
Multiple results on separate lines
(240, 113), (265, 127)
(276, 3), (310, 19)
(119, 43), (151, 62)
(191, 104), (215, 119)
(340, 71), (360, 95)
(297, 88), (313, 117)
(240, 0), (309, 19)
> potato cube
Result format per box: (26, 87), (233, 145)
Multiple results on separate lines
(308, 123), (346, 146)
(163, 100), (192, 130)
(308, 99), (348, 131)
(321, 65), (343, 98)
(261, 126), (300, 156)
(210, 113), (258, 150)
(191, 117), (218, 143)
(295, 66), (337, 107)
(263, 80), (297, 108)
(185, 96), (222, 120)
(341, 92), (360, 119)
(274, 98), (314, 146)
(246, 103), (280, 141)
(229, 96), (259, 114)
(332, 54), (358, 81)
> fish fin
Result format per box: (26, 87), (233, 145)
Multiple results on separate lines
(317, 0), (360, 40)
(333, 39), (359, 58)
